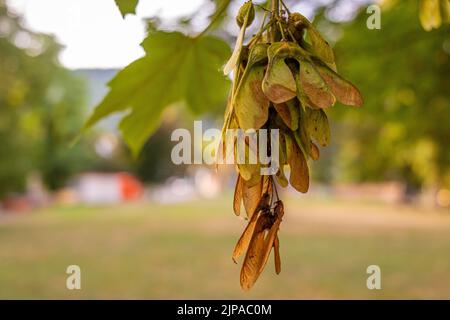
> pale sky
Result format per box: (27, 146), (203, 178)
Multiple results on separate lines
(6, 0), (333, 69)
(7, 0), (205, 69)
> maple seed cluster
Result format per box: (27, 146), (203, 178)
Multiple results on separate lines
(221, 1), (363, 291)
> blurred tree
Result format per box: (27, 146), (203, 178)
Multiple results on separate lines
(133, 120), (187, 184)
(0, 0), (95, 196)
(328, 1), (450, 191)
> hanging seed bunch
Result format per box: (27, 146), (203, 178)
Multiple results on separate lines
(220, 0), (363, 291)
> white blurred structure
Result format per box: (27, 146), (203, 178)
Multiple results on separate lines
(74, 172), (143, 204)
(149, 167), (222, 204)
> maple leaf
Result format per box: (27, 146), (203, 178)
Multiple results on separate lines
(85, 31), (230, 155)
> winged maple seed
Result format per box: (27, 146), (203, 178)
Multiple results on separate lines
(233, 181), (285, 291)
(222, 1), (363, 290)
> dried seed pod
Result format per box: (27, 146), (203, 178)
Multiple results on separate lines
(232, 206), (262, 263)
(262, 43), (297, 103)
(275, 134), (289, 187)
(306, 108), (330, 147)
(273, 99), (300, 131)
(289, 13), (335, 67)
(223, 2), (255, 75)
(310, 142), (320, 161)
(239, 213), (268, 290)
(285, 133), (309, 193)
(242, 177), (263, 218)
(273, 235), (281, 274)
(298, 58), (336, 109)
(241, 201), (284, 290)
(234, 65), (269, 130)
(236, 1), (255, 28)
(312, 58), (363, 107)
(233, 175), (244, 216)
(288, 13), (306, 43)
(292, 105), (311, 160)
(247, 43), (269, 67)
(240, 200), (284, 291)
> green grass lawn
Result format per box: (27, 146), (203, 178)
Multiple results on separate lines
(1, 194), (450, 299)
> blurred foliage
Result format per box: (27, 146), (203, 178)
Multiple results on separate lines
(328, 1), (450, 189)
(0, 1), (96, 196)
(133, 120), (187, 183)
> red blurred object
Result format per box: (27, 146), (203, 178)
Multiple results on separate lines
(75, 172), (144, 204)
(118, 172), (143, 201)
(2, 195), (31, 213)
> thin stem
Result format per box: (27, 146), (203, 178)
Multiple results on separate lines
(286, 25), (296, 42)
(271, 0), (279, 18)
(270, 0), (280, 42)
(254, 3), (271, 13)
(248, 19), (274, 47)
(280, 0), (291, 15)
(278, 21), (286, 40)
(196, 0), (231, 38)
(272, 176), (280, 202)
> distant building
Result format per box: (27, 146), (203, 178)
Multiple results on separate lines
(74, 172), (143, 204)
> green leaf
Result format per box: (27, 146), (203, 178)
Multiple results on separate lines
(114, 0), (139, 18)
(85, 31), (231, 155)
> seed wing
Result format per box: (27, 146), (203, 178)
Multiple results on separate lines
(286, 134), (309, 193)
(299, 59), (335, 109)
(306, 108), (330, 147)
(234, 65), (270, 130)
(274, 99), (299, 131)
(242, 178), (263, 218)
(258, 204), (284, 276)
(240, 215), (268, 291)
(274, 235), (281, 274)
(263, 44), (297, 103)
(223, 3), (253, 75)
(275, 135), (289, 188)
(233, 175), (243, 216)
(232, 210), (260, 263)
(313, 58), (363, 107)
(310, 142), (320, 161)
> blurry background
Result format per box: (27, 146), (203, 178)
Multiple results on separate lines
(0, 0), (449, 299)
